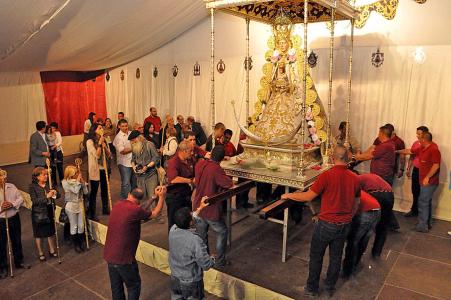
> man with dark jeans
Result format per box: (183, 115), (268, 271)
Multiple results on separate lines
(104, 188), (165, 300)
(166, 141), (195, 231)
(113, 119), (136, 199)
(398, 132), (441, 232)
(282, 145), (360, 297)
(193, 146), (233, 267)
(358, 173), (394, 258)
(343, 191), (380, 278)
(405, 126), (429, 217)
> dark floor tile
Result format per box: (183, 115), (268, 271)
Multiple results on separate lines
(403, 232), (451, 264)
(377, 284), (437, 300)
(27, 279), (104, 300)
(386, 254), (451, 299)
(73, 262), (112, 299)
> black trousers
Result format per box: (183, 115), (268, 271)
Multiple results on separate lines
(165, 193), (192, 232)
(370, 191), (394, 256)
(108, 262), (141, 300)
(89, 170), (108, 217)
(50, 150), (64, 185)
(0, 214), (24, 270)
(410, 167), (420, 214)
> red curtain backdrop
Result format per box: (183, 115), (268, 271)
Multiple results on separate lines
(40, 71), (107, 136)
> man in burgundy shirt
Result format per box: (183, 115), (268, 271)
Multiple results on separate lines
(223, 129), (237, 158)
(359, 173), (394, 258)
(193, 145), (233, 268)
(183, 131), (210, 164)
(281, 145), (360, 297)
(104, 187), (165, 300)
(166, 141), (195, 232)
(405, 126), (429, 217)
(143, 107), (162, 133)
(399, 132), (441, 232)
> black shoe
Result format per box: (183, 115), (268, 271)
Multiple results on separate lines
(325, 288), (336, 298)
(0, 269), (7, 279)
(77, 233), (85, 252)
(15, 263), (31, 269)
(72, 235), (81, 253)
(102, 209), (110, 215)
(304, 287), (319, 298)
(404, 211), (418, 217)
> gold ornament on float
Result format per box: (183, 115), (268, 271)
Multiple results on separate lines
(217, 59), (226, 73)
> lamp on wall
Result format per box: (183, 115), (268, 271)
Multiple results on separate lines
(371, 48), (384, 67)
(194, 62), (201, 76)
(244, 56), (253, 71)
(308, 51), (318, 68)
(172, 65), (179, 77)
(153, 66), (158, 78)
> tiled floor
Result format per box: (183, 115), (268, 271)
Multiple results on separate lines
(2, 156), (450, 299)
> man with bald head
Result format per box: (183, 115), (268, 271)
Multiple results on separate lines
(281, 145), (361, 297)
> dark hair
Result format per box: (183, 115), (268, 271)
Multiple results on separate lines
(174, 207), (192, 229)
(423, 132), (433, 141)
(183, 130), (195, 140)
(379, 126), (391, 138)
(118, 112), (124, 116)
(117, 118), (128, 126)
(214, 122), (225, 130)
(143, 122), (153, 138)
(224, 129), (233, 136)
(211, 145), (225, 162)
(417, 126), (429, 132)
(167, 127), (177, 137)
(105, 118), (113, 129)
(88, 112), (96, 123)
(96, 118), (104, 125)
(50, 121), (58, 129)
(333, 144), (349, 163)
(36, 121), (46, 131)
(130, 188), (144, 202)
(339, 121), (347, 130)
(45, 125), (52, 134)
(32, 167), (47, 183)
(87, 124), (101, 141)
(384, 123), (394, 136)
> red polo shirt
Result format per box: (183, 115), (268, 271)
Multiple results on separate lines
(412, 142), (441, 186)
(104, 200), (149, 264)
(359, 173), (392, 192)
(310, 165), (360, 224)
(358, 191), (381, 213)
(224, 142), (237, 157)
(193, 160), (233, 221)
(143, 115), (162, 132)
(167, 153), (194, 194)
(370, 139), (396, 179)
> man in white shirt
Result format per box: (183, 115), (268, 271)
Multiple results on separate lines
(113, 119), (136, 199)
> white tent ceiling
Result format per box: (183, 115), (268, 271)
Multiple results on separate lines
(0, 0), (207, 71)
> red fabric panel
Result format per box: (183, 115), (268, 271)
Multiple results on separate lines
(40, 71), (106, 136)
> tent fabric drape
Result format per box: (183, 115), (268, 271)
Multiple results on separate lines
(40, 71), (107, 136)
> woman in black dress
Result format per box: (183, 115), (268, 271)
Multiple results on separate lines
(29, 167), (59, 261)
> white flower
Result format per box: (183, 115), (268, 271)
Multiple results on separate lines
(288, 48), (296, 56)
(311, 134), (319, 141)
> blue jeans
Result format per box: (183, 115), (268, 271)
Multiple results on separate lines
(416, 185), (438, 231)
(118, 165), (135, 199)
(170, 276), (205, 300)
(343, 210), (380, 276)
(108, 261), (141, 300)
(307, 220), (351, 292)
(195, 217), (228, 266)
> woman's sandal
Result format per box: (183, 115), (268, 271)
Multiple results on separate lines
(49, 251), (58, 258)
(39, 254), (46, 262)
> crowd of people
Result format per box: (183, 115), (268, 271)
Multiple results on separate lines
(0, 106), (443, 300)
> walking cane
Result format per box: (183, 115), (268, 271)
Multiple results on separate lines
(75, 158), (90, 250)
(99, 129), (113, 212)
(0, 170), (14, 277)
(45, 158), (62, 264)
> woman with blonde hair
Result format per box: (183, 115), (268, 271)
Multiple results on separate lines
(62, 165), (88, 253)
(29, 167), (59, 262)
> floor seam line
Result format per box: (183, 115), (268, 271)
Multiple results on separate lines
(384, 283), (445, 300)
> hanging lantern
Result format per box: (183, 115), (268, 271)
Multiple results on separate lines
(120, 70), (125, 81)
(371, 48), (384, 67)
(172, 65), (179, 77)
(244, 56), (253, 71)
(308, 51), (318, 68)
(105, 71), (110, 81)
(217, 59), (225, 74)
(153, 66), (158, 78)
(193, 62), (201, 76)
(136, 68), (140, 79)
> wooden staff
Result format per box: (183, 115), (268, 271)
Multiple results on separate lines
(45, 158), (61, 264)
(99, 129), (113, 211)
(0, 170), (14, 277)
(75, 158), (90, 250)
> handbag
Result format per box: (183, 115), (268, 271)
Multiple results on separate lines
(59, 205), (69, 224)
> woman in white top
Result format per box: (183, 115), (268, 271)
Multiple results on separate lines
(161, 127), (178, 169)
(86, 124), (111, 220)
(46, 122), (64, 185)
(62, 165), (88, 253)
(83, 112), (96, 149)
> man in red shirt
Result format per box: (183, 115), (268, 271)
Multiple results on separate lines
(405, 126), (429, 217)
(281, 145), (360, 297)
(223, 129), (237, 158)
(342, 191), (380, 278)
(193, 145), (233, 268)
(143, 107), (162, 133)
(166, 141), (195, 232)
(399, 132), (441, 232)
(359, 173), (394, 258)
(104, 187), (165, 300)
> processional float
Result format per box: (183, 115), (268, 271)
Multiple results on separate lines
(205, 0), (358, 189)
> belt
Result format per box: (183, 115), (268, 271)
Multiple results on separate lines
(319, 219), (350, 226)
(367, 190), (391, 194)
